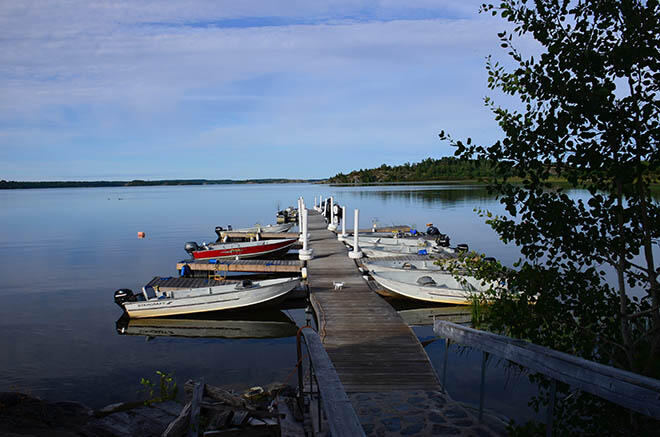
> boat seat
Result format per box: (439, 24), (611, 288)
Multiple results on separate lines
(416, 276), (437, 286)
(143, 286), (157, 300)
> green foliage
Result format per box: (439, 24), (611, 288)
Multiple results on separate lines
(139, 371), (179, 406)
(327, 157), (503, 183)
(439, 0), (660, 433)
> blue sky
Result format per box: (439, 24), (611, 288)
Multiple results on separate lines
(0, 1), (524, 181)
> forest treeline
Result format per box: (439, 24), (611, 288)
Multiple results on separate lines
(327, 157), (501, 183)
(0, 178), (319, 189)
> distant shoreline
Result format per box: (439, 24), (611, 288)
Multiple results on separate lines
(0, 179), (325, 190)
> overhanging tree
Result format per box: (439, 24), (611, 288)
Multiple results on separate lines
(439, 0), (659, 428)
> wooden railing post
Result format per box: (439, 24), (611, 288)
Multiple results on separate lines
(479, 351), (488, 422)
(546, 379), (557, 437)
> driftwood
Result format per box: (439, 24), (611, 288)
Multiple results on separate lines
(175, 380), (287, 437)
(188, 378), (205, 437)
(184, 380), (249, 410)
(162, 401), (191, 437)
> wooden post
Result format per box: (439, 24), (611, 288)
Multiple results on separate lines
(546, 379), (557, 437)
(479, 351), (488, 423)
(442, 338), (450, 392)
(188, 378), (204, 437)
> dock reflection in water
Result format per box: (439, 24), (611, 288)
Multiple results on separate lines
(390, 299), (472, 327)
(115, 309), (299, 340)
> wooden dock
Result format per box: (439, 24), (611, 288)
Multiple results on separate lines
(304, 210), (501, 436)
(306, 211), (440, 392)
(176, 259), (303, 274)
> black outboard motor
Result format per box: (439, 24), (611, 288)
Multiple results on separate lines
(115, 314), (129, 334)
(215, 226), (224, 237)
(457, 243), (469, 253)
(114, 288), (136, 308)
(184, 241), (200, 255)
(483, 256), (496, 263)
(324, 202), (331, 221)
(435, 233), (450, 247)
(426, 225), (440, 236)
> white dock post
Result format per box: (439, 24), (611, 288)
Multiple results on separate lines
(297, 197), (302, 231)
(319, 196), (324, 214)
(327, 196), (337, 231)
(348, 209), (363, 259)
(299, 208), (314, 260)
(314, 196), (317, 211)
(338, 205), (347, 240)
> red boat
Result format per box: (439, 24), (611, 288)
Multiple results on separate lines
(184, 238), (298, 260)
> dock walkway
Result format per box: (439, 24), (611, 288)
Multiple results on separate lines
(305, 210), (501, 436)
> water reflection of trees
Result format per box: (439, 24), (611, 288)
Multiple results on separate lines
(341, 187), (494, 207)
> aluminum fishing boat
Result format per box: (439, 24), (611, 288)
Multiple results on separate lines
(184, 238), (298, 260)
(114, 277), (300, 318)
(215, 222), (294, 237)
(369, 270), (495, 305)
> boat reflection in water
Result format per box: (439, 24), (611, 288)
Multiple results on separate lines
(115, 309), (299, 340)
(388, 299), (471, 327)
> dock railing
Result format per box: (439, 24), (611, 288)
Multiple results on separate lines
(433, 321), (660, 435)
(296, 326), (365, 437)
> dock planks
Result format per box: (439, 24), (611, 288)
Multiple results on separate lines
(305, 211), (441, 393)
(176, 259), (303, 274)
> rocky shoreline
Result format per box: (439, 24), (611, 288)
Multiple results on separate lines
(0, 380), (300, 437)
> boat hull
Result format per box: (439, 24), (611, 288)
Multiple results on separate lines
(122, 277), (300, 318)
(370, 271), (473, 305)
(192, 238), (297, 260)
(217, 223), (295, 236)
(116, 310), (298, 339)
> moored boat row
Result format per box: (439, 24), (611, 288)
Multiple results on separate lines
(114, 214), (302, 318)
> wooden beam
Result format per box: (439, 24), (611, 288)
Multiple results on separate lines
(176, 260), (302, 273)
(300, 327), (365, 437)
(433, 321), (660, 419)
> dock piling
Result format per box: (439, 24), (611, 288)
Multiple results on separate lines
(348, 209), (363, 259)
(299, 208), (314, 260)
(338, 205), (347, 240)
(327, 196), (337, 231)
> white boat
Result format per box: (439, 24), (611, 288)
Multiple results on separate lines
(215, 223), (294, 237)
(356, 244), (456, 258)
(114, 277), (300, 318)
(370, 270), (496, 305)
(364, 259), (450, 272)
(115, 310), (298, 339)
(341, 235), (438, 248)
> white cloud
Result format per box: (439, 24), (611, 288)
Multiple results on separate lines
(0, 0), (528, 179)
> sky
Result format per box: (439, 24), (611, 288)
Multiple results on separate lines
(0, 1), (526, 181)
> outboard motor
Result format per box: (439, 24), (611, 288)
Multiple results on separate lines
(426, 225), (440, 236)
(115, 315), (129, 334)
(214, 226), (224, 237)
(483, 256), (496, 263)
(457, 243), (469, 253)
(435, 233), (450, 247)
(184, 241), (200, 255)
(114, 288), (136, 308)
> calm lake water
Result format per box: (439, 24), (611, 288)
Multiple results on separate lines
(0, 183), (555, 423)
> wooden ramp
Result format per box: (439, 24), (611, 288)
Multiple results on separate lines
(306, 211), (441, 392)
